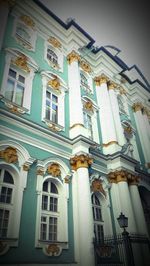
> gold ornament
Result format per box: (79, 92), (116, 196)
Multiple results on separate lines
(47, 163), (61, 177)
(84, 101), (93, 112)
(94, 74), (109, 86)
(11, 54), (30, 73)
(80, 60), (91, 73)
(92, 179), (106, 197)
(0, 147), (18, 163)
(20, 15), (35, 28)
(132, 102), (143, 112)
(46, 244), (60, 255)
(67, 50), (80, 64)
(48, 37), (61, 48)
(48, 78), (60, 91)
(70, 154), (93, 171)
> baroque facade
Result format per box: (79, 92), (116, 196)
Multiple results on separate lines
(0, 0), (150, 265)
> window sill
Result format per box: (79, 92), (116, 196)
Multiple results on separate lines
(44, 119), (64, 132)
(1, 97), (28, 114)
(0, 238), (18, 256)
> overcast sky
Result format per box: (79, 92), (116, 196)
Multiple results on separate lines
(40, 0), (150, 84)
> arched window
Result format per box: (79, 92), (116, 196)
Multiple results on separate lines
(40, 180), (59, 241)
(47, 49), (58, 65)
(92, 194), (104, 243)
(0, 169), (14, 238)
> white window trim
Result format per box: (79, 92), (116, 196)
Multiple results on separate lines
(12, 17), (37, 51)
(0, 141), (34, 256)
(82, 97), (99, 143)
(41, 73), (68, 131)
(44, 41), (63, 72)
(80, 70), (93, 94)
(0, 49), (38, 114)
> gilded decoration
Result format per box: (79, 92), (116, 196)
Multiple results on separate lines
(48, 78), (61, 92)
(84, 101), (94, 112)
(103, 141), (118, 147)
(94, 74), (109, 86)
(46, 121), (63, 132)
(108, 170), (140, 185)
(80, 60), (91, 73)
(64, 175), (70, 183)
(119, 86), (127, 95)
(47, 163), (61, 177)
(67, 50), (80, 64)
(92, 180), (106, 197)
(70, 154), (93, 171)
(107, 81), (117, 90)
(23, 164), (30, 171)
(20, 15), (35, 29)
(3, 101), (27, 114)
(11, 54), (30, 73)
(0, 147), (18, 163)
(0, 0), (16, 7)
(132, 102), (143, 112)
(37, 168), (45, 176)
(48, 37), (61, 48)
(46, 244), (60, 256)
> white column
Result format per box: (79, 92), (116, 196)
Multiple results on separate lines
(129, 176), (148, 235)
(115, 171), (137, 233)
(133, 103), (150, 163)
(70, 154), (95, 266)
(67, 51), (85, 139)
(0, 1), (11, 50)
(108, 82), (125, 146)
(94, 75), (118, 154)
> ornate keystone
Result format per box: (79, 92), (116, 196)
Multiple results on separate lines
(84, 100), (93, 112)
(91, 179), (106, 197)
(94, 74), (109, 86)
(107, 81), (117, 90)
(0, 147), (18, 163)
(48, 36), (61, 48)
(47, 78), (60, 92)
(67, 50), (80, 64)
(47, 163), (61, 177)
(11, 54), (30, 73)
(132, 102), (143, 112)
(70, 154), (93, 171)
(80, 60), (92, 73)
(20, 15), (35, 28)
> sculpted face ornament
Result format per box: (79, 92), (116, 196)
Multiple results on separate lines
(47, 163), (61, 177)
(0, 147), (18, 163)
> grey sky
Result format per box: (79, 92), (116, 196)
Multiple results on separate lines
(40, 0), (150, 84)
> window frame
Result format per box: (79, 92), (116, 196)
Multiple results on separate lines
(45, 42), (63, 72)
(92, 194), (104, 243)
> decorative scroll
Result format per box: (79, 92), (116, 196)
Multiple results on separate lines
(11, 54), (30, 72)
(47, 163), (61, 177)
(0, 147), (18, 163)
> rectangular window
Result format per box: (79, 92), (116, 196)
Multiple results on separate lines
(49, 197), (58, 212)
(0, 209), (9, 238)
(94, 224), (104, 243)
(42, 195), (48, 210)
(40, 216), (47, 240)
(5, 68), (25, 106)
(46, 91), (58, 123)
(83, 112), (93, 140)
(0, 186), (12, 204)
(49, 217), (57, 241)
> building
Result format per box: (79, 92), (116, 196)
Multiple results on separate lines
(0, 0), (150, 265)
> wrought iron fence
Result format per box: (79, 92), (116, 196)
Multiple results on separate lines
(94, 233), (150, 266)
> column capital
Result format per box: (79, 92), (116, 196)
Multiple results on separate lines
(127, 173), (140, 185)
(119, 86), (127, 95)
(107, 81), (117, 90)
(70, 154), (93, 171)
(132, 102), (143, 112)
(67, 50), (80, 64)
(108, 170), (128, 183)
(94, 74), (109, 86)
